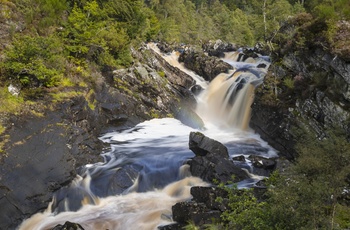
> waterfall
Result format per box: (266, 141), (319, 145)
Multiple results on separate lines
(18, 45), (275, 230)
(196, 50), (269, 130)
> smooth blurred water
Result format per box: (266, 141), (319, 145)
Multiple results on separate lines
(18, 45), (276, 230)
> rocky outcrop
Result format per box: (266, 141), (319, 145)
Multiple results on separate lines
(188, 132), (249, 184)
(158, 133), (255, 229)
(250, 18), (350, 160)
(0, 97), (102, 230)
(178, 49), (233, 82)
(202, 39), (237, 58)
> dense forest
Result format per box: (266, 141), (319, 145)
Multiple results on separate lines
(0, 0), (349, 96)
(1, 0), (350, 229)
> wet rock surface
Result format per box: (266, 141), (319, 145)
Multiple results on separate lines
(188, 132), (249, 184)
(51, 221), (85, 230)
(0, 98), (100, 229)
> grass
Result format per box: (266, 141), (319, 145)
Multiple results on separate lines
(0, 124), (5, 135)
(0, 87), (24, 114)
(283, 77), (295, 89)
(50, 90), (82, 103)
(86, 89), (96, 111)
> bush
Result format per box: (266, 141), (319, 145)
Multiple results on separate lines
(1, 35), (65, 88)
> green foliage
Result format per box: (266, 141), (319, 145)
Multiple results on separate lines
(1, 35), (64, 88)
(13, 0), (68, 33)
(0, 87), (24, 113)
(219, 186), (270, 230)
(59, 0), (150, 67)
(283, 77), (294, 89)
(209, 127), (350, 230)
(266, 127), (350, 229)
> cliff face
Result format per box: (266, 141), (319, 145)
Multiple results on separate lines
(250, 18), (350, 160)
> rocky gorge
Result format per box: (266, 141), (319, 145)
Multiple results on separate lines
(0, 26), (349, 229)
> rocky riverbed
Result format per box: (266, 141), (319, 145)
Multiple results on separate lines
(1, 34), (349, 229)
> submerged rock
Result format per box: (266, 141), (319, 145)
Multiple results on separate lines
(51, 221), (84, 230)
(248, 155), (277, 177)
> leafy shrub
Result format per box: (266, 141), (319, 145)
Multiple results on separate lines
(219, 186), (270, 230)
(1, 35), (65, 88)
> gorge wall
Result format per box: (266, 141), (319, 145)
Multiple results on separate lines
(250, 20), (350, 160)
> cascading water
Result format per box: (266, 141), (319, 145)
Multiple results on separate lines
(18, 44), (276, 230)
(196, 50), (269, 130)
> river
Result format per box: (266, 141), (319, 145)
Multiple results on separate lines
(18, 44), (276, 230)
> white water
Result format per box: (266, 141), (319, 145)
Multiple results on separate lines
(18, 44), (276, 230)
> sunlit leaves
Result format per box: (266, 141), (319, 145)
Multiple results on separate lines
(1, 35), (64, 87)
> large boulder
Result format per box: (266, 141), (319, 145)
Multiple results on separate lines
(189, 132), (229, 158)
(190, 186), (228, 211)
(188, 132), (249, 184)
(172, 201), (221, 226)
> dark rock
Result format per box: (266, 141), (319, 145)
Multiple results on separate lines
(172, 201), (207, 223)
(157, 42), (172, 54)
(0, 110), (78, 230)
(232, 155), (246, 162)
(172, 201), (221, 226)
(191, 186), (228, 211)
(248, 155), (276, 173)
(190, 84), (203, 96)
(248, 155), (276, 176)
(178, 49), (233, 82)
(202, 40), (237, 58)
(257, 63), (267, 68)
(251, 19), (350, 160)
(248, 156), (276, 169)
(158, 223), (186, 230)
(250, 103), (297, 160)
(189, 153), (249, 184)
(51, 221), (84, 230)
(188, 132), (249, 184)
(189, 132), (228, 158)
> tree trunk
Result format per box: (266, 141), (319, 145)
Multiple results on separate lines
(263, 0), (267, 40)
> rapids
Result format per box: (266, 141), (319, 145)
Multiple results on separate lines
(18, 44), (276, 230)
